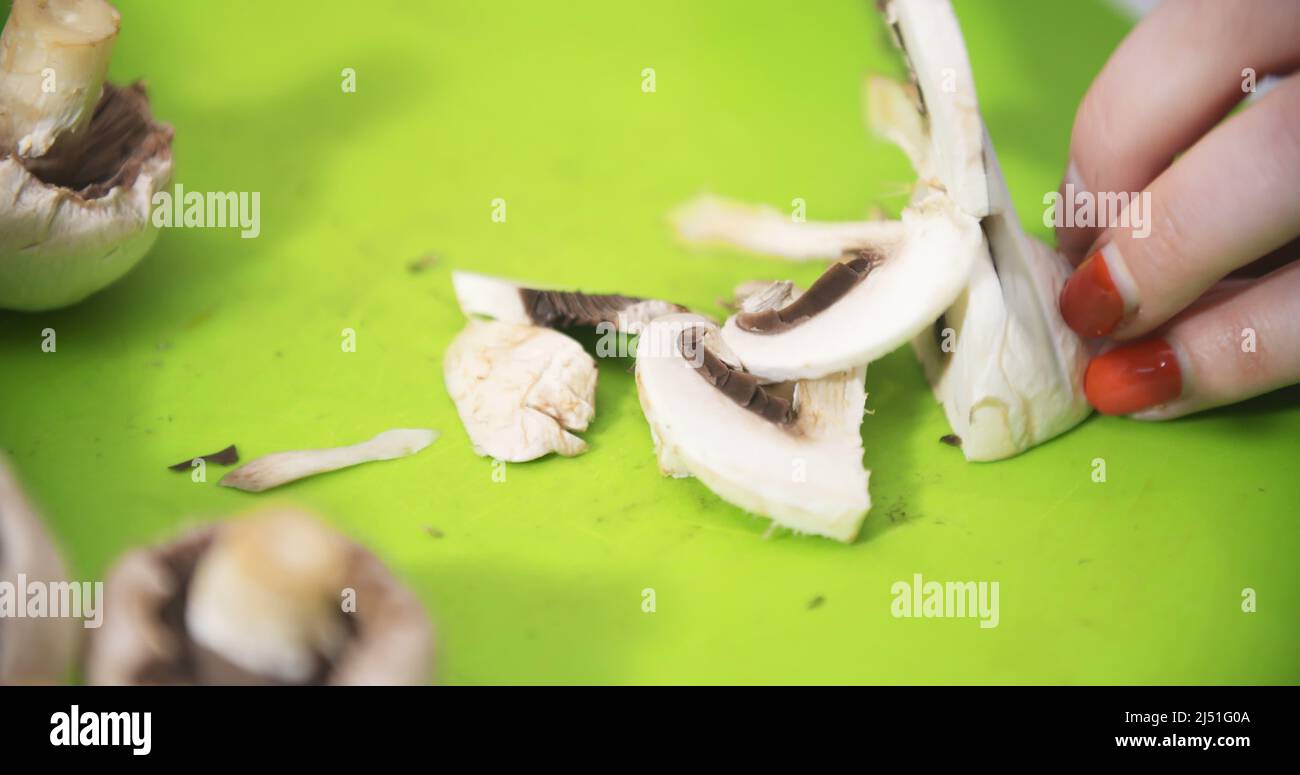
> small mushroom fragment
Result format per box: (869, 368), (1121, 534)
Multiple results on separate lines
(84, 507), (433, 685)
(0, 0), (174, 311)
(710, 192), (982, 381)
(635, 314), (870, 542)
(872, 0), (1091, 460)
(219, 429), (437, 493)
(167, 443), (238, 471)
(733, 279), (797, 313)
(444, 320), (597, 461)
(0, 455), (77, 684)
(452, 270), (686, 333)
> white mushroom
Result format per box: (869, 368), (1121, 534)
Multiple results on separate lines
(635, 314), (870, 542)
(871, 0), (1092, 460)
(444, 320), (597, 461)
(0, 0), (173, 311)
(0, 455), (78, 684)
(185, 509), (351, 683)
(85, 508), (434, 685)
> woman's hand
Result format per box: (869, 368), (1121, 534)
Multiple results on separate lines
(1055, 0), (1300, 418)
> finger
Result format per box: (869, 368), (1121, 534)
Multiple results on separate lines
(1055, 0), (1300, 263)
(1083, 260), (1300, 418)
(1058, 73), (1300, 340)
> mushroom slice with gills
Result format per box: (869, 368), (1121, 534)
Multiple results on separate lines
(84, 507), (433, 685)
(635, 314), (870, 542)
(0, 0), (175, 311)
(715, 192), (982, 381)
(0, 454), (78, 684)
(871, 0), (1091, 461)
(444, 319), (597, 462)
(452, 270), (686, 333)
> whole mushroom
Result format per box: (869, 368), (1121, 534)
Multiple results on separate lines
(0, 0), (174, 311)
(85, 507), (434, 685)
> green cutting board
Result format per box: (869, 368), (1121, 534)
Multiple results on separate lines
(2, 0), (1296, 684)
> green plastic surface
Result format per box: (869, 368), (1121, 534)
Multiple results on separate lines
(1, 0), (1296, 684)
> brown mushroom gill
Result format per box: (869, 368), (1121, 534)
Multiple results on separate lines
(677, 327), (795, 425)
(520, 287), (683, 329)
(734, 251), (880, 334)
(13, 82), (173, 200)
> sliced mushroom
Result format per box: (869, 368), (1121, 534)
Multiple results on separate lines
(0, 0), (174, 311)
(452, 270), (686, 333)
(714, 192), (982, 381)
(635, 313), (870, 542)
(444, 319), (597, 461)
(0, 455), (77, 684)
(872, 0), (1091, 460)
(84, 507), (433, 685)
(664, 0), (1091, 460)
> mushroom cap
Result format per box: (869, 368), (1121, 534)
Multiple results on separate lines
(84, 511), (434, 686)
(0, 82), (174, 311)
(0, 455), (77, 685)
(636, 313), (870, 541)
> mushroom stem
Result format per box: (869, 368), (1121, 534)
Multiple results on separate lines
(0, 0), (120, 159)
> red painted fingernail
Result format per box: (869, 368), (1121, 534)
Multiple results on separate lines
(1060, 249), (1125, 337)
(1084, 338), (1183, 415)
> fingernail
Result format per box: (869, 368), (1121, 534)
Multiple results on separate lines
(1060, 247), (1127, 337)
(1084, 338), (1183, 415)
(1055, 160), (1092, 262)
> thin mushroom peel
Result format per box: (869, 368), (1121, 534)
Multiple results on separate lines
(873, 0), (1091, 460)
(635, 313), (870, 542)
(0, 0), (174, 311)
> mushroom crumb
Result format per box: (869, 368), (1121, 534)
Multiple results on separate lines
(168, 444), (239, 471)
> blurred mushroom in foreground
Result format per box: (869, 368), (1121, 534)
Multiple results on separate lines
(85, 506), (433, 685)
(0, 455), (78, 684)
